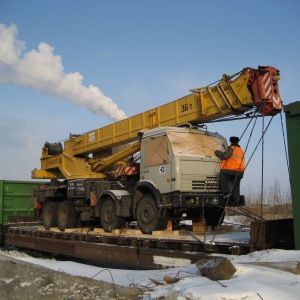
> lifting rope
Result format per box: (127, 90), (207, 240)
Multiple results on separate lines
(280, 111), (291, 186)
(210, 107), (291, 249)
(209, 110), (274, 242)
(258, 111), (265, 245)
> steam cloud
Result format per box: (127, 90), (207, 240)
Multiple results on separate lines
(0, 23), (127, 121)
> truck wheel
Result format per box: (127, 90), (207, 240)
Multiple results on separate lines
(136, 194), (168, 234)
(100, 198), (126, 232)
(57, 201), (78, 231)
(42, 201), (58, 229)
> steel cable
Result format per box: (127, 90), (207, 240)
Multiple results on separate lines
(280, 111), (291, 186)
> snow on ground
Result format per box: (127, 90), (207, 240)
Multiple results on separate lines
(1, 248), (299, 299)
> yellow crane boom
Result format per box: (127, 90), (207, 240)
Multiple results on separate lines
(32, 66), (281, 180)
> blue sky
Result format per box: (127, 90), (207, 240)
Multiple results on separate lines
(0, 0), (299, 192)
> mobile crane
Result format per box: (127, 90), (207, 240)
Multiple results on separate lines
(32, 66), (282, 233)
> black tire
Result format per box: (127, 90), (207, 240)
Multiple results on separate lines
(100, 198), (126, 232)
(204, 206), (225, 227)
(136, 194), (169, 234)
(57, 201), (78, 231)
(42, 201), (58, 229)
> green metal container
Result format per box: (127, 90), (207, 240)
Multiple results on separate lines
(284, 101), (300, 250)
(0, 180), (45, 243)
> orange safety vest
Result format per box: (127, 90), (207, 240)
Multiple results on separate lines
(220, 146), (245, 172)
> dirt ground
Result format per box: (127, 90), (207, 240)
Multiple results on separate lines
(0, 254), (143, 300)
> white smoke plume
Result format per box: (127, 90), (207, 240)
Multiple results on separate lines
(0, 23), (127, 121)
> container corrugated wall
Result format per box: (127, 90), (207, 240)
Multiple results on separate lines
(0, 180), (45, 226)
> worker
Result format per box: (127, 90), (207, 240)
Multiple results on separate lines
(214, 136), (245, 205)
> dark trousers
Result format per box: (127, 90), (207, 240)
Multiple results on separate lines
(219, 171), (243, 205)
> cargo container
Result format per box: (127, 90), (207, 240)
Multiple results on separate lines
(0, 180), (46, 244)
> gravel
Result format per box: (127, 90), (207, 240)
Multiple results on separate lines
(0, 254), (143, 300)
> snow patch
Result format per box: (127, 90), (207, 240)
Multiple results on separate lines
(153, 256), (192, 267)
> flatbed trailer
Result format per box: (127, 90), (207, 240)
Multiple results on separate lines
(4, 218), (294, 269)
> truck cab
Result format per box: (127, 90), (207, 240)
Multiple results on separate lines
(133, 126), (228, 232)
